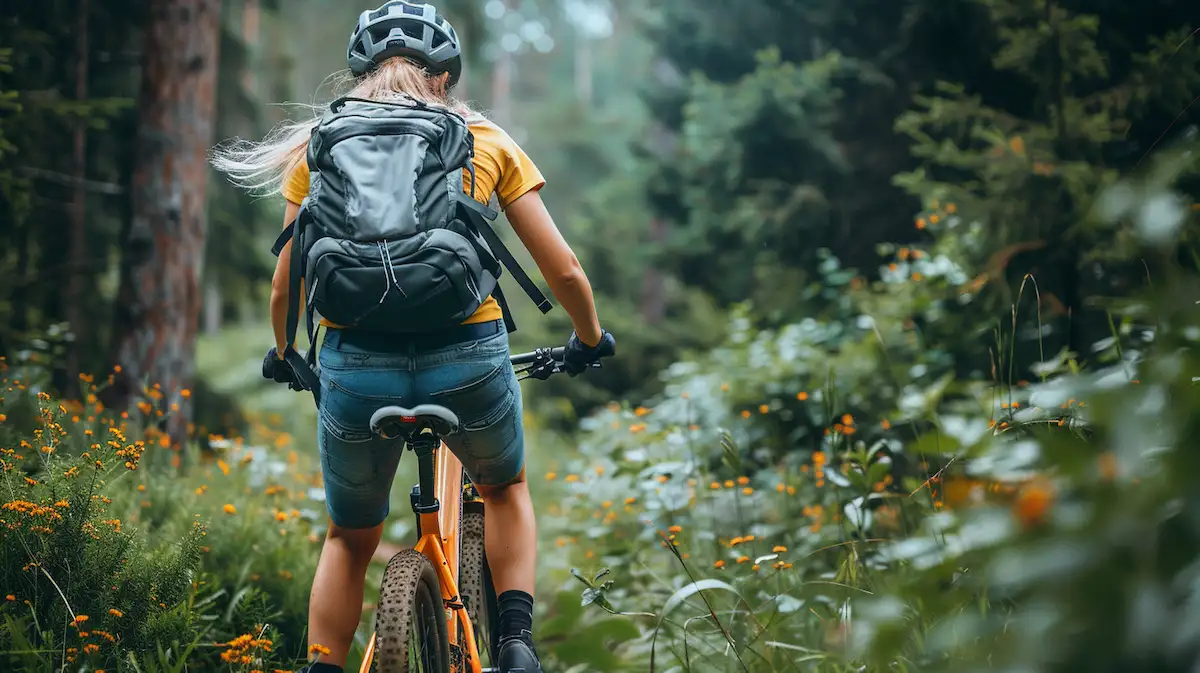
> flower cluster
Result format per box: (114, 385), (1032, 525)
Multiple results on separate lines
(220, 632), (275, 665)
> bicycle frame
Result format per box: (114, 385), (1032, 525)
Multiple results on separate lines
(356, 346), (596, 673)
(360, 438), (484, 673)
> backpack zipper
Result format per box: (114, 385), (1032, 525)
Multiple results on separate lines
(323, 119), (439, 150)
(333, 96), (469, 126)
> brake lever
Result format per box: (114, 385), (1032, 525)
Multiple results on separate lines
(517, 356), (602, 381)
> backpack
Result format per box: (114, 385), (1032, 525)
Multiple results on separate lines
(269, 96), (553, 400)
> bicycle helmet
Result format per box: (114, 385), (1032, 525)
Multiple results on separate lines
(347, 1), (463, 87)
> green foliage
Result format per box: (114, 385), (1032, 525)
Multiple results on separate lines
(531, 144), (1200, 671)
(668, 48), (879, 310)
(0, 364), (327, 671)
(892, 2), (1200, 368)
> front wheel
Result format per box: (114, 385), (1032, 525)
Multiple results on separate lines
(373, 549), (451, 673)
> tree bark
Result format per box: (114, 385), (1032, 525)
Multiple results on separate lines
(241, 0), (259, 91)
(490, 0), (513, 124)
(492, 47), (512, 125)
(64, 0), (91, 384)
(109, 0), (221, 454)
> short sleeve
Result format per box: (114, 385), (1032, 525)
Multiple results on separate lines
(491, 131), (546, 209)
(281, 159), (311, 204)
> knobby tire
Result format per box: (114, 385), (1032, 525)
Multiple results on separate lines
(373, 549), (451, 673)
(459, 510), (501, 666)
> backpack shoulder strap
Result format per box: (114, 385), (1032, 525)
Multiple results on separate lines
(455, 190), (554, 323)
(271, 221), (295, 256)
(270, 205), (321, 406)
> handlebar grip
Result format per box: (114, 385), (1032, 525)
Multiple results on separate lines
(509, 347), (566, 366)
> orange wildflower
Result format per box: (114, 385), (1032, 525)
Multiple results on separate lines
(1014, 478), (1054, 528)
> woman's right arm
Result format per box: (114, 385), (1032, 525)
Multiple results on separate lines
(504, 190), (603, 347)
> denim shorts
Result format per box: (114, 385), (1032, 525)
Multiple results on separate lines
(315, 320), (524, 529)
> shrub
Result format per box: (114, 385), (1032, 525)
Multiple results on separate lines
(0, 364), (325, 671)
(532, 147), (1200, 672)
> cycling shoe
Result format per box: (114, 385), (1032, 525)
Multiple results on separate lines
(497, 632), (543, 673)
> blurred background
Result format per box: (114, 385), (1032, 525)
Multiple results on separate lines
(2, 1), (1200, 671)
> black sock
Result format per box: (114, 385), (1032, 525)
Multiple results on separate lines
(301, 663), (342, 673)
(497, 589), (534, 640)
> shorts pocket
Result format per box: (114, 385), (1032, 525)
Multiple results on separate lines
(318, 422), (380, 488)
(429, 364), (514, 431)
(318, 379), (377, 443)
(318, 365), (407, 438)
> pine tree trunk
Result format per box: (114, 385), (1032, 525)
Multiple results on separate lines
(109, 0), (222, 455)
(492, 48), (511, 124)
(491, 0), (513, 124)
(64, 0), (91, 384)
(241, 0), (259, 91)
(13, 226), (31, 336)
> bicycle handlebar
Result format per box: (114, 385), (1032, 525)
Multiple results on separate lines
(509, 347), (566, 366)
(508, 346), (599, 381)
(268, 344), (596, 393)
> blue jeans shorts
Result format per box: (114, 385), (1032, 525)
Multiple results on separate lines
(315, 320), (524, 529)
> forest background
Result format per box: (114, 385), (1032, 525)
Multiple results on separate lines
(2, 1), (1200, 671)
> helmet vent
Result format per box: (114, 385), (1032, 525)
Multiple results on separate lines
(431, 31), (447, 49)
(368, 7), (388, 21)
(401, 3), (423, 16)
(367, 25), (394, 44)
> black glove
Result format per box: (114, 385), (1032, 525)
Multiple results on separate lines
(563, 330), (616, 376)
(262, 347), (296, 385)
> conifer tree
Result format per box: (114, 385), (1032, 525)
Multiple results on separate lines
(892, 0), (1200, 367)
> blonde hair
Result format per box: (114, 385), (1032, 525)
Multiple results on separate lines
(211, 57), (484, 197)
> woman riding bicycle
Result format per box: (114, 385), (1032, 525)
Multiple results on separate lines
(213, 3), (614, 672)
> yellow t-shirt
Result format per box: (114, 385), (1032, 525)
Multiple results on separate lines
(281, 117), (545, 327)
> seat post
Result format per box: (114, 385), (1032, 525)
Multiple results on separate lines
(411, 436), (441, 514)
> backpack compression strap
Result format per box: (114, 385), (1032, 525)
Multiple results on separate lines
(271, 207), (322, 407)
(455, 192), (554, 331)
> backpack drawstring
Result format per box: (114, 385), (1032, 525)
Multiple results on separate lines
(379, 241), (407, 298)
(377, 243), (390, 304)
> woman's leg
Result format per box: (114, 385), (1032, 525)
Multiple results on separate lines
(309, 335), (411, 668)
(414, 325), (540, 652)
(308, 523), (384, 667)
(475, 470), (537, 595)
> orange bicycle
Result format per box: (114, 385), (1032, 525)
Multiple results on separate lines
(358, 346), (585, 673)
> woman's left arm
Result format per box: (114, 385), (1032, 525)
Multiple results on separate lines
(269, 200), (302, 359)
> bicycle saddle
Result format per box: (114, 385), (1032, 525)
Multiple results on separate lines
(369, 404), (461, 442)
